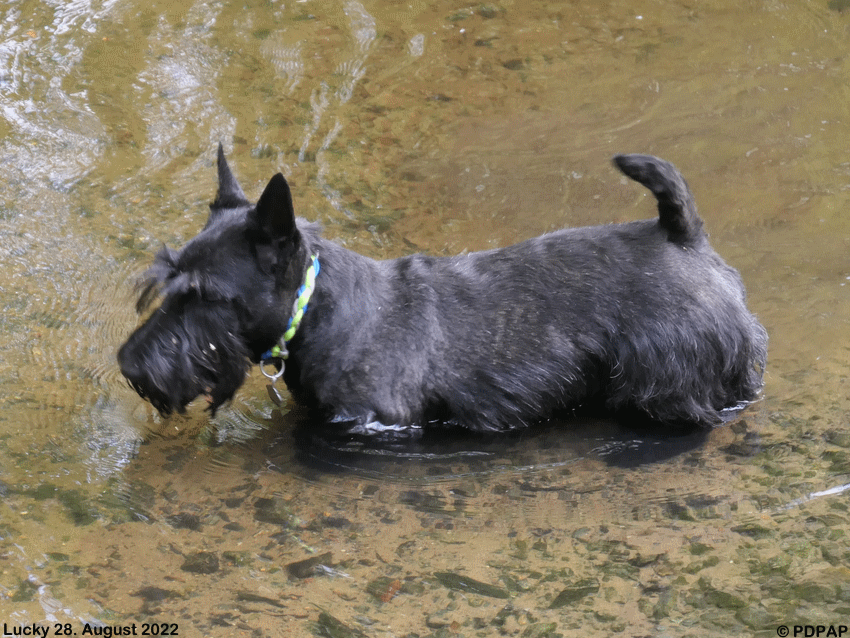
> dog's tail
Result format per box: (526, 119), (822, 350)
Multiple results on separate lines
(613, 154), (704, 244)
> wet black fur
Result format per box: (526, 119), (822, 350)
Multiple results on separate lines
(118, 147), (768, 432)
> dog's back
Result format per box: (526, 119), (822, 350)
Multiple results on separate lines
(287, 155), (767, 432)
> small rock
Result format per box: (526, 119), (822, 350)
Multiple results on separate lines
(549, 579), (599, 608)
(181, 552), (219, 574)
(287, 552), (333, 579)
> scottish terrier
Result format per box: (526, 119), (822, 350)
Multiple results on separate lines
(117, 146), (767, 433)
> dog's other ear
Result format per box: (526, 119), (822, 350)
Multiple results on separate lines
(251, 173), (297, 241)
(210, 143), (248, 212)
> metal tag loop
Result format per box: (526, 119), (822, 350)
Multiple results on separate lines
(260, 358), (284, 382)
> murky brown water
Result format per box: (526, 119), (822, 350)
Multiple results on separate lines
(0, 0), (848, 635)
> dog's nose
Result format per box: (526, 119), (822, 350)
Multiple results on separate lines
(117, 341), (142, 382)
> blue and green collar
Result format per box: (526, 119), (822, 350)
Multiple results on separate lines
(261, 253), (320, 365)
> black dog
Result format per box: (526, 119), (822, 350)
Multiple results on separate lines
(118, 146), (767, 433)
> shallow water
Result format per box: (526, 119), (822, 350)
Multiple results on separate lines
(0, 0), (848, 635)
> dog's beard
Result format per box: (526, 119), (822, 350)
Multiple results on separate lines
(118, 300), (251, 417)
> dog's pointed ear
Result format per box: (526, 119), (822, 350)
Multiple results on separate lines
(252, 172), (297, 241)
(210, 144), (248, 211)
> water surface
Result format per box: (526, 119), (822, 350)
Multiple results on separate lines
(0, 0), (848, 636)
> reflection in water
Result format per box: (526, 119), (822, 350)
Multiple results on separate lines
(779, 481), (850, 512)
(261, 38), (304, 95)
(0, 0), (847, 634)
(288, 413), (711, 479)
(0, 0), (108, 189)
(137, 4), (233, 169)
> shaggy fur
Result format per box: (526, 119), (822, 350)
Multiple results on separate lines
(118, 147), (767, 432)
